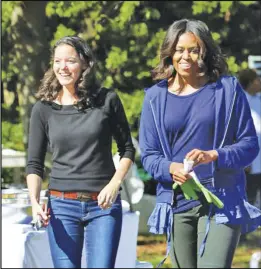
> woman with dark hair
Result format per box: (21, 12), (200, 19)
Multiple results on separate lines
(26, 36), (135, 268)
(36, 36), (100, 110)
(139, 19), (261, 268)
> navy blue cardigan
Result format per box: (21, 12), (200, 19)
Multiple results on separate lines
(139, 76), (261, 249)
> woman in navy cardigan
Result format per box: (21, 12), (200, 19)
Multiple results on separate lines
(139, 19), (261, 268)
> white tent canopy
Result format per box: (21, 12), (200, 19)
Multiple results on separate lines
(2, 148), (26, 168)
(2, 146), (26, 186)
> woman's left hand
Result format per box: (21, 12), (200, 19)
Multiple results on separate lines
(172, 168), (193, 185)
(98, 181), (121, 210)
(185, 149), (218, 167)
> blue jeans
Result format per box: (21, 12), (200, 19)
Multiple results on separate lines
(47, 194), (122, 268)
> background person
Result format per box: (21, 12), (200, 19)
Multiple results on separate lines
(139, 19), (261, 268)
(238, 68), (261, 208)
(26, 36), (135, 268)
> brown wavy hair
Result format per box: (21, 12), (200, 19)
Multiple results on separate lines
(36, 36), (100, 110)
(151, 19), (228, 82)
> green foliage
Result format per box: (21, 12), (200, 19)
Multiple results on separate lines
(226, 57), (249, 75)
(114, 1), (140, 30)
(51, 25), (77, 46)
(192, 1), (255, 18)
(112, 89), (145, 156)
(211, 32), (221, 43)
(2, 0), (260, 158)
(227, 56), (239, 74)
(142, 7), (161, 20)
(1, 1), (23, 34)
(238, 1), (256, 6)
(117, 90), (144, 138)
(2, 1), (23, 82)
(131, 23), (148, 37)
(219, 1), (233, 13)
(2, 121), (25, 151)
(192, 1), (216, 15)
(46, 1), (92, 18)
(105, 46), (128, 70)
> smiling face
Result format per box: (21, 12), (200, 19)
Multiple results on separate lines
(53, 44), (85, 90)
(172, 32), (202, 79)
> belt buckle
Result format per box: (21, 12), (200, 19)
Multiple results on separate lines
(77, 192), (91, 202)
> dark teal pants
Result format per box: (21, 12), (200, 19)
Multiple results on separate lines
(170, 204), (241, 268)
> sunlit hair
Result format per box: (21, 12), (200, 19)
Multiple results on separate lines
(151, 19), (228, 82)
(36, 36), (100, 109)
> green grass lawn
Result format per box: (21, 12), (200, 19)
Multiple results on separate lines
(137, 228), (261, 268)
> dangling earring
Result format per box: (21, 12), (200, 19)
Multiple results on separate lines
(169, 64), (174, 73)
(168, 64), (175, 78)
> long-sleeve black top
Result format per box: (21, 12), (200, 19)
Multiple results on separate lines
(26, 88), (135, 192)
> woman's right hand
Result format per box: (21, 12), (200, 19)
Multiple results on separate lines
(26, 174), (50, 227)
(31, 202), (50, 227)
(170, 162), (192, 185)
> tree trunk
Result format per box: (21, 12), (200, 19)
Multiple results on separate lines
(11, 1), (49, 153)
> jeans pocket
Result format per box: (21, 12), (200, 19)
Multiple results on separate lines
(82, 196), (122, 221)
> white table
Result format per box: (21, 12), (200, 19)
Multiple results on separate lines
(2, 210), (141, 268)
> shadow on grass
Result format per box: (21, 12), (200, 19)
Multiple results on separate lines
(137, 228), (261, 268)
(138, 234), (166, 245)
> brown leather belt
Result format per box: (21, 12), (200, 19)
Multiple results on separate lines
(49, 190), (99, 201)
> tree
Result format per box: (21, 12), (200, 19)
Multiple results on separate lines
(2, 1), (49, 151)
(2, 1), (260, 151)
